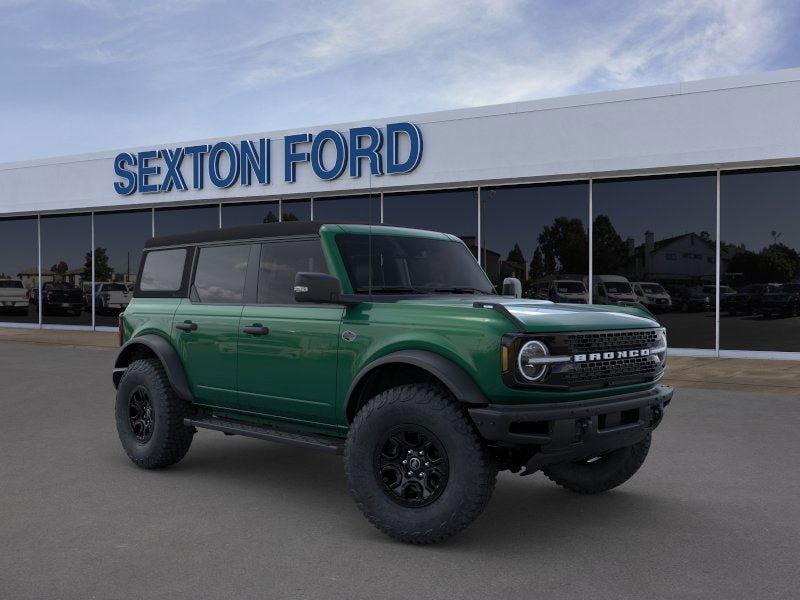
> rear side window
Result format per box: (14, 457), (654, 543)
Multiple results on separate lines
(192, 244), (251, 304)
(258, 240), (328, 304)
(140, 249), (187, 291)
(0, 280), (23, 288)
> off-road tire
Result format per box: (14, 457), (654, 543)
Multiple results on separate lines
(345, 384), (496, 544)
(542, 433), (651, 494)
(115, 358), (194, 469)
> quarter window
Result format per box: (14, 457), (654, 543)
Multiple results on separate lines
(140, 248), (187, 292)
(258, 240), (328, 304)
(192, 245), (250, 303)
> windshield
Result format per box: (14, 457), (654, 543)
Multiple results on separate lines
(605, 282), (632, 294)
(640, 283), (665, 294)
(555, 282), (585, 294)
(335, 233), (495, 295)
(0, 280), (23, 288)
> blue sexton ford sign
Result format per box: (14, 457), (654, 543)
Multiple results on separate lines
(112, 122), (422, 195)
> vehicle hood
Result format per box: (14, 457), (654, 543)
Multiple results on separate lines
(397, 296), (659, 332)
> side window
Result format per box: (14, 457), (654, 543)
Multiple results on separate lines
(192, 244), (250, 304)
(140, 248), (187, 291)
(258, 239), (328, 304)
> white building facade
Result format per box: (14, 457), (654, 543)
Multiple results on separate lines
(2, 69), (800, 358)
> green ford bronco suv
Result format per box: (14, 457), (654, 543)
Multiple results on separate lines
(113, 222), (671, 544)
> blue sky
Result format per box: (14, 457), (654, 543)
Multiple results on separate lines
(1, 0), (799, 163)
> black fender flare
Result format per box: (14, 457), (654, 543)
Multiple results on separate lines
(112, 334), (193, 402)
(344, 349), (489, 420)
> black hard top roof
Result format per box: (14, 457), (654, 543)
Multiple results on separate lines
(145, 221), (329, 248)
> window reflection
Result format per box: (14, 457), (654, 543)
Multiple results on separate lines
(313, 195), (380, 223)
(593, 174), (717, 349)
(93, 210), (152, 326)
(721, 168), (800, 351)
(383, 189), (477, 254)
(155, 205), (219, 236)
(281, 199), (311, 222)
(481, 183), (589, 299)
(0, 217), (39, 324)
(222, 201), (280, 227)
(39, 214), (92, 325)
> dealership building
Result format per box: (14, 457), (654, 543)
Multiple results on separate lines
(1, 68), (799, 359)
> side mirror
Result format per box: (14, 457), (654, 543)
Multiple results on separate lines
(502, 277), (522, 299)
(294, 272), (360, 306)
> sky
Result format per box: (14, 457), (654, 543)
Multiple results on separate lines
(1, 0), (799, 163)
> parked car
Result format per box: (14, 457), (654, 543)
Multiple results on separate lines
(670, 286), (711, 312)
(32, 282), (85, 315)
(531, 279), (588, 304)
(759, 283), (800, 318)
(701, 284), (736, 306)
(632, 282), (672, 313)
(722, 283), (781, 316)
(88, 282), (134, 314)
(112, 222), (671, 544)
(0, 278), (30, 314)
(590, 275), (638, 306)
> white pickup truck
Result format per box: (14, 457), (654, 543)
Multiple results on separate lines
(92, 282), (133, 314)
(0, 279), (30, 314)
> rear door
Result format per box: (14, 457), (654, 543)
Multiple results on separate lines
(173, 243), (255, 410)
(237, 237), (343, 427)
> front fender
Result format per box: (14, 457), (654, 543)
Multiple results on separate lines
(113, 334), (193, 402)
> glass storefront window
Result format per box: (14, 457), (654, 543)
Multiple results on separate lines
(383, 189), (478, 253)
(721, 168), (800, 352)
(281, 199), (311, 222)
(313, 195), (380, 223)
(0, 217), (39, 324)
(40, 213), (92, 325)
(92, 210), (152, 327)
(592, 173), (717, 349)
(222, 201), (280, 227)
(155, 205), (219, 236)
(481, 182), (589, 299)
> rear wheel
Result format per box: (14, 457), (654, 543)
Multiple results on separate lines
(542, 434), (651, 494)
(345, 384), (496, 544)
(115, 358), (194, 469)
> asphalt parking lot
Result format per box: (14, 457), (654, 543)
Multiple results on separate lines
(1, 342), (799, 600)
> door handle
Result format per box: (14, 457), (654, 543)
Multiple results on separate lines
(175, 321), (198, 332)
(242, 324), (269, 336)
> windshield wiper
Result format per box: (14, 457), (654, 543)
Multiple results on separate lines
(354, 285), (427, 294)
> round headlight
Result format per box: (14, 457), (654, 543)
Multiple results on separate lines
(517, 340), (550, 382)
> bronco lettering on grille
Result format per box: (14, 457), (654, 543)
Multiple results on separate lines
(573, 348), (651, 362)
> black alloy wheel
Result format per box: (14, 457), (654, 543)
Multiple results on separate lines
(128, 386), (154, 443)
(375, 424), (449, 507)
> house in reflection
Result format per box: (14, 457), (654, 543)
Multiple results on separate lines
(462, 237), (527, 286)
(16, 266), (86, 290)
(625, 231), (729, 286)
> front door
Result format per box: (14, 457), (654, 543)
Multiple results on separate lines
(174, 243), (254, 410)
(237, 238), (342, 427)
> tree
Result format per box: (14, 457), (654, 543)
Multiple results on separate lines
(83, 247), (114, 283)
(506, 243), (525, 265)
(263, 211), (279, 223)
(536, 217), (588, 275)
(592, 214), (628, 275)
(529, 246), (545, 281)
(282, 212), (299, 222)
(50, 261), (68, 276)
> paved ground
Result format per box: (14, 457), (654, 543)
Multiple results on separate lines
(1, 342), (799, 600)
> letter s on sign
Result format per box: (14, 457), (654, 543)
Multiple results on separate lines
(113, 152), (138, 195)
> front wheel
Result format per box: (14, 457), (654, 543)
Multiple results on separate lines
(542, 434), (651, 494)
(345, 384), (496, 544)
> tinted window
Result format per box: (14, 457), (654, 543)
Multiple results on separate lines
(40, 213), (92, 325)
(335, 233), (494, 294)
(155, 205), (219, 236)
(0, 217), (38, 324)
(258, 240), (328, 304)
(281, 199), (311, 222)
(193, 245), (250, 303)
(593, 174), (717, 349)
(313, 195), (380, 223)
(140, 249), (187, 291)
(222, 201), (280, 226)
(0, 280), (23, 288)
(721, 168), (800, 352)
(481, 183), (589, 300)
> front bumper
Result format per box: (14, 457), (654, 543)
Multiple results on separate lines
(468, 385), (672, 471)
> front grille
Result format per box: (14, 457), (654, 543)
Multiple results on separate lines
(565, 355), (660, 387)
(567, 329), (660, 354)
